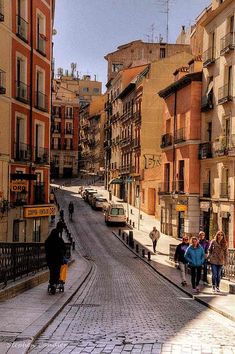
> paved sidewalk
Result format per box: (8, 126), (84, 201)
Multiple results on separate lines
(0, 247), (92, 354)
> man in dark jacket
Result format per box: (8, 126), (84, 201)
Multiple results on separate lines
(174, 235), (190, 286)
(198, 231), (209, 285)
(45, 228), (66, 294)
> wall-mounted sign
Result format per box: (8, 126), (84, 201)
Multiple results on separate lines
(176, 204), (187, 212)
(24, 204), (56, 218)
(11, 181), (28, 192)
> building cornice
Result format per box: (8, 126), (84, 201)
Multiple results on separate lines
(201, 0), (234, 26)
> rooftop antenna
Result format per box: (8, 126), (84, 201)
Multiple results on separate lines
(156, 0), (172, 43)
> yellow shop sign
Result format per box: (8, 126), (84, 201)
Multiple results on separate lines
(176, 204), (187, 212)
(11, 180), (28, 192)
(24, 204), (56, 218)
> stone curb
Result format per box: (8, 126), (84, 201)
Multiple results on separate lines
(7, 258), (93, 354)
(112, 231), (235, 323)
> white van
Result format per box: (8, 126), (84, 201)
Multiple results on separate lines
(104, 203), (126, 226)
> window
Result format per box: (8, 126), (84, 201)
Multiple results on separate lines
(36, 12), (46, 55)
(16, 56), (29, 102)
(93, 87), (99, 94)
(160, 47), (166, 59)
(33, 219), (41, 242)
(82, 87), (89, 93)
(66, 106), (73, 118)
(35, 69), (47, 111)
(110, 208), (124, 216)
(16, 0), (28, 42)
(112, 63), (123, 73)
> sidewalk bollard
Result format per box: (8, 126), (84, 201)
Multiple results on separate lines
(136, 244), (139, 253)
(128, 230), (134, 248)
(147, 251), (151, 261)
(132, 221), (135, 228)
(119, 229), (121, 236)
(72, 241), (75, 250)
(142, 249), (145, 258)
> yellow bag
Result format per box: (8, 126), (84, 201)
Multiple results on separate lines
(59, 264), (68, 283)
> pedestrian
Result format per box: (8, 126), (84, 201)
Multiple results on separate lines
(198, 231), (209, 285)
(56, 220), (65, 238)
(149, 226), (160, 253)
(174, 234), (190, 286)
(208, 230), (228, 293)
(184, 236), (205, 294)
(68, 201), (74, 220)
(45, 228), (66, 294)
(59, 209), (64, 220)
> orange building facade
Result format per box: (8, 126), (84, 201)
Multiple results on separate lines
(158, 59), (202, 238)
(0, 0), (54, 242)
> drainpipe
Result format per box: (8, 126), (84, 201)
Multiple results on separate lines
(29, 0), (33, 204)
(173, 90), (177, 190)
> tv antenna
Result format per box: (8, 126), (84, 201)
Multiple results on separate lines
(156, 0), (171, 43)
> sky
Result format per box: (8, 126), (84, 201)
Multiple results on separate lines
(53, 0), (210, 90)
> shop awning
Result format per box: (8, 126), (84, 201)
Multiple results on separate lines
(109, 178), (123, 185)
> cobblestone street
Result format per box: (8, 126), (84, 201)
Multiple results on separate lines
(29, 188), (235, 354)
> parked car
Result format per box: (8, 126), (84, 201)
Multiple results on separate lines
(87, 190), (98, 204)
(104, 202), (126, 226)
(82, 188), (96, 200)
(93, 197), (109, 210)
(91, 194), (103, 208)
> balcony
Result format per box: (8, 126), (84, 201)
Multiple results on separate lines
(174, 128), (185, 144)
(0, 69), (6, 94)
(199, 142), (212, 159)
(158, 182), (170, 195)
(51, 143), (61, 150)
(202, 47), (215, 67)
(35, 91), (48, 112)
(37, 33), (46, 56)
(132, 111), (141, 124)
(201, 93), (213, 112)
(51, 126), (61, 134)
(65, 128), (73, 135)
(16, 15), (28, 42)
(34, 147), (49, 164)
(218, 83), (233, 105)
(202, 183), (211, 198)
(119, 164), (131, 174)
(220, 183), (229, 198)
(120, 137), (131, 148)
(15, 81), (30, 104)
(34, 183), (45, 204)
(64, 144), (73, 150)
(0, 0), (4, 21)
(132, 138), (140, 149)
(65, 113), (73, 119)
(172, 180), (184, 194)
(220, 32), (235, 55)
(161, 133), (172, 148)
(14, 142), (31, 161)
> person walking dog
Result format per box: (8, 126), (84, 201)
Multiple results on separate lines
(149, 226), (160, 253)
(174, 235), (190, 286)
(208, 230), (228, 293)
(184, 236), (205, 294)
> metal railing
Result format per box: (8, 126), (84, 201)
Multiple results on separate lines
(14, 142), (31, 161)
(161, 133), (172, 148)
(172, 180), (184, 193)
(0, 242), (71, 287)
(158, 181), (170, 194)
(35, 91), (48, 112)
(218, 83), (233, 104)
(16, 15), (28, 42)
(34, 146), (49, 164)
(0, 69), (6, 94)
(199, 142), (212, 159)
(37, 33), (46, 56)
(220, 32), (235, 55)
(202, 46), (215, 67)
(15, 81), (30, 103)
(174, 127), (185, 144)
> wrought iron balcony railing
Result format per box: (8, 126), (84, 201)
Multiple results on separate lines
(202, 183), (211, 198)
(34, 146), (49, 164)
(15, 80), (30, 103)
(202, 47), (215, 67)
(174, 128), (185, 144)
(218, 83), (233, 104)
(14, 142), (31, 161)
(220, 183), (229, 198)
(199, 142), (212, 159)
(35, 91), (48, 112)
(201, 94), (213, 112)
(37, 33), (46, 56)
(172, 180), (185, 193)
(16, 15), (28, 42)
(158, 182), (171, 194)
(161, 133), (172, 148)
(0, 69), (6, 94)
(132, 138), (140, 149)
(220, 32), (235, 55)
